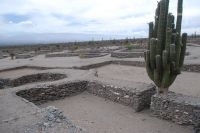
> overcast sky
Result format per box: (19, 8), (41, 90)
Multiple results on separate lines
(0, 0), (199, 38)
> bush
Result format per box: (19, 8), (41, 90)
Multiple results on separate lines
(125, 43), (136, 50)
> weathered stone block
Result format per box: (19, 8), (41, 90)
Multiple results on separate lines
(151, 92), (200, 125)
(87, 81), (156, 112)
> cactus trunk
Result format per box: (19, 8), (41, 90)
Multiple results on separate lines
(145, 0), (187, 94)
(158, 87), (169, 94)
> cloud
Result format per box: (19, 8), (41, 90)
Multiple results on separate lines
(0, 0), (199, 38)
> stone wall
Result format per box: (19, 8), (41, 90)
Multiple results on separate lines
(87, 81), (156, 112)
(73, 61), (145, 70)
(16, 79), (156, 112)
(16, 81), (88, 105)
(0, 79), (10, 89)
(45, 53), (78, 58)
(111, 51), (144, 58)
(151, 92), (200, 125)
(16, 54), (34, 59)
(79, 53), (108, 58)
(73, 61), (112, 70)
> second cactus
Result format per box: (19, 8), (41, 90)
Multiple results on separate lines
(144, 0), (187, 94)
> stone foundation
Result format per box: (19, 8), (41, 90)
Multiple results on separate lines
(111, 51), (144, 58)
(0, 79), (10, 89)
(45, 52), (78, 58)
(151, 92), (200, 125)
(16, 81), (88, 105)
(87, 81), (156, 112)
(79, 53), (108, 58)
(16, 80), (156, 112)
(16, 54), (34, 59)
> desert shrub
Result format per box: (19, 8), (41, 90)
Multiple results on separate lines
(125, 43), (136, 50)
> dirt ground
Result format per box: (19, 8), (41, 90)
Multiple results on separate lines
(97, 64), (200, 97)
(40, 91), (193, 133)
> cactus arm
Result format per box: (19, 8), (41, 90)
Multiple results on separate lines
(165, 13), (173, 52)
(154, 55), (162, 87)
(148, 22), (154, 49)
(144, 51), (154, 80)
(176, 0), (183, 34)
(161, 64), (170, 88)
(170, 44), (176, 62)
(175, 0), (183, 69)
(179, 33), (187, 67)
(166, 75), (177, 88)
(175, 37), (182, 71)
(154, 2), (160, 38)
(149, 22), (154, 39)
(162, 50), (168, 69)
(150, 38), (157, 69)
(157, 0), (169, 55)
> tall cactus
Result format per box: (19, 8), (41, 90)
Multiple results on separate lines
(144, 0), (187, 94)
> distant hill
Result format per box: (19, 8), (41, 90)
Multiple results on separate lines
(0, 33), (132, 46)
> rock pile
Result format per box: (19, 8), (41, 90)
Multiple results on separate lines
(25, 106), (87, 133)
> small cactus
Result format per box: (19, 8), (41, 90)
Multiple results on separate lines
(144, 0), (187, 93)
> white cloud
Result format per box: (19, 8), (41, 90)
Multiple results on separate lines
(0, 0), (199, 37)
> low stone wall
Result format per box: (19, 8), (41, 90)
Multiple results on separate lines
(16, 79), (156, 112)
(79, 53), (108, 58)
(0, 79), (10, 89)
(73, 61), (144, 70)
(87, 81), (156, 112)
(45, 53), (78, 58)
(183, 64), (200, 73)
(112, 60), (145, 67)
(73, 61), (112, 70)
(11, 73), (67, 87)
(16, 54), (34, 59)
(151, 92), (200, 125)
(111, 51), (144, 58)
(16, 81), (88, 105)
(121, 49), (145, 52)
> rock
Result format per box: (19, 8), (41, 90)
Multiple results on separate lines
(0, 80), (4, 89)
(25, 106), (87, 133)
(151, 91), (200, 126)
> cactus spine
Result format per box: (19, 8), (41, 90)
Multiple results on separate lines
(144, 0), (187, 94)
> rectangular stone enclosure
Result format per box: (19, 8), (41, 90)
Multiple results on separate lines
(87, 81), (156, 112)
(16, 80), (156, 112)
(151, 92), (200, 125)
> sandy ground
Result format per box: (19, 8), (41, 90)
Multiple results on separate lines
(97, 64), (200, 97)
(40, 91), (193, 133)
(185, 45), (200, 64)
